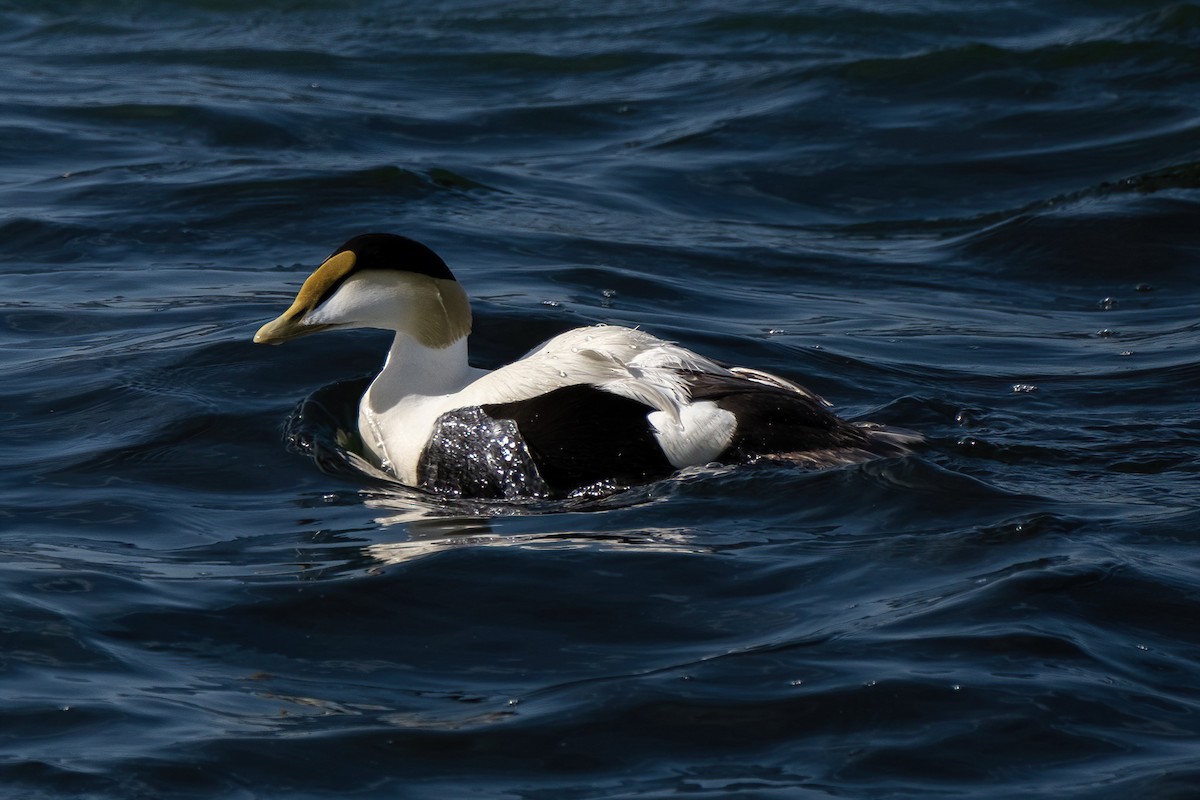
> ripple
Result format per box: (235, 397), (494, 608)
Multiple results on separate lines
(3, 1), (1200, 798)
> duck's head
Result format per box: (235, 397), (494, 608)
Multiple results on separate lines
(254, 233), (471, 348)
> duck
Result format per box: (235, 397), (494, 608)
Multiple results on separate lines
(254, 233), (918, 498)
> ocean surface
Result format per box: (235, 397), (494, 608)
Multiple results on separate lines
(3, 1), (1199, 798)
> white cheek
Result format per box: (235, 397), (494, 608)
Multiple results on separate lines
(306, 273), (413, 329)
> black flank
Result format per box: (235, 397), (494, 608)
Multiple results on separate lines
(483, 385), (675, 492)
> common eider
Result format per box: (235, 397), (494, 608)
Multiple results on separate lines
(255, 234), (918, 498)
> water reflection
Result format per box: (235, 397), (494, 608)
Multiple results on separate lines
(361, 490), (706, 564)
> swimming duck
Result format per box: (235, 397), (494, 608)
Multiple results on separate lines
(255, 234), (917, 498)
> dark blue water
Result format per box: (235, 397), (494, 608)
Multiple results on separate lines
(3, 2), (1199, 797)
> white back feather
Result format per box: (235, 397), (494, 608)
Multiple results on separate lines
(458, 325), (733, 424)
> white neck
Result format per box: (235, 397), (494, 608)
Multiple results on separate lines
(365, 332), (473, 412)
(358, 332), (478, 479)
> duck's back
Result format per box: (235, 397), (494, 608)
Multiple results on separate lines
(410, 325), (916, 498)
